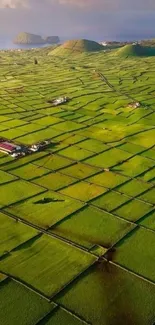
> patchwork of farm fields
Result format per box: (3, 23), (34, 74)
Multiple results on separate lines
(0, 46), (155, 325)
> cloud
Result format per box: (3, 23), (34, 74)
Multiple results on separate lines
(58, 0), (155, 10)
(0, 0), (155, 41)
(1, 0), (155, 10)
(58, 0), (95, 7)
(0, 0), (29, 8)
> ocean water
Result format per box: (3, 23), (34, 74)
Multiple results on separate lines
(0, 37), (50, 50)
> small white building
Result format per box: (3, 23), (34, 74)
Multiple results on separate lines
(128, 102), (140, 109)
(53, 96), (69, 106)
(101, 42), (107, 47)
(30, 144), (40, 152)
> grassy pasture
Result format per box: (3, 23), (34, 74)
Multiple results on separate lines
(114, 199), (153, 222)
(116, 179), (152, 197)
(2, 119), (28, 128)
(84, 148), (132, 168)
(41, 307), (86, 325)
(0, 211), (39, 256)
(138, 167), (155, 182)
(0, 180), (44, 207)
(60, 181), (107, 202)
(118, 142), (145, 154)
(87, 171), (129, 189)
(1, 151), (48, 171)
(58, 145), (94, 161)
(112, 155), (154, 177)
(9, 163), (49, 180)
(127, 130), (155, 148)
(92, 191), (130, 212)
(51, 205), (135, 249)
(0, 44), (155, 324)
(90, 245), (107, 257)
(34, 172), (77, 191)
(141, 148), (155, 160)
(138, 188), (155, 204)
(16, 123), (46, 133)
(56, 262), (155, 325)
(0, 280), (55, 325)
(0, 234), (96, 297)
(17, 127), (62, 145)
(35, 116), (62, 126)
(0, 170), (17, 184)
(33, 154), (74, 171)
(0, 273), (7, 282)
(0, 128), (27, 140)
(114, 227), (155, 282)
(139, 210), (155, 231)
(61, 162), (100, 179)
(5, 191), (85, 229)
(56, 134), (85, 145)
(76, 139), (109, 153)
(53, 121), (85, 132)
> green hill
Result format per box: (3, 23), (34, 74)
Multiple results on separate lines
(49, 39), (104, 56)
(14, 32), (45, 45)
(116, 44), (155, 57)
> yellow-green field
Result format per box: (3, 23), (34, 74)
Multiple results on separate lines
(0, 44), (155, 325)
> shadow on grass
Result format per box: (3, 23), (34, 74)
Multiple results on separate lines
(34, 197), (65, 204)
(54, 260), (139, 325)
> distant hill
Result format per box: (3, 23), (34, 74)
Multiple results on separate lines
(116, 44), (155, 57)
(141, 39), (155, 47)
(14, 32), (45, 45)
(14, 33), (60, 45)
(49, 39), (104, 56)
(45, 36), (60, 44)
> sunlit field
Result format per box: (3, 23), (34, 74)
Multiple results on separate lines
(0, 42), (155, 324)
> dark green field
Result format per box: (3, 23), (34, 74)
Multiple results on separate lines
(0, 41), (155, 324)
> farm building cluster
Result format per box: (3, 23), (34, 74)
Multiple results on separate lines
(0, 139), (50, 158)
(47, 96), (70, 106)
(128, 102), (141, 108)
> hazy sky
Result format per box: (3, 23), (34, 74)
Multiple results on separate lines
(0, 0), (155, 40)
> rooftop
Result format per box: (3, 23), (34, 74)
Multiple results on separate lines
(0, 142), (16, 152)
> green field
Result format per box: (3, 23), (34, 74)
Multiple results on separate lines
(0, 180), (45, 207)
(0, 234), (96, 297)
(92, 190), (130, 211)
(0, 170), (17, 184)
(56, 262), (155, 325)
(139, 210), (155, 231)
(40, 307), (86, 325)
(0, 211), (39, 256)
(114, 227), (155, 282)
(60, 181), (107, 202)
(0, 42), (155, 324)
(51, 206), (135, 249)
(34, 171), (77, 190)
(114, 199), (153, 222)
(0, 279), (55, 325)
(9, 163), (49, 180)
(5, 191), (85, 229)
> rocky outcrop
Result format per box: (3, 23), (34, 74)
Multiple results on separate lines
(45, 36), (60, 44)
(14, 32), (45, 44)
